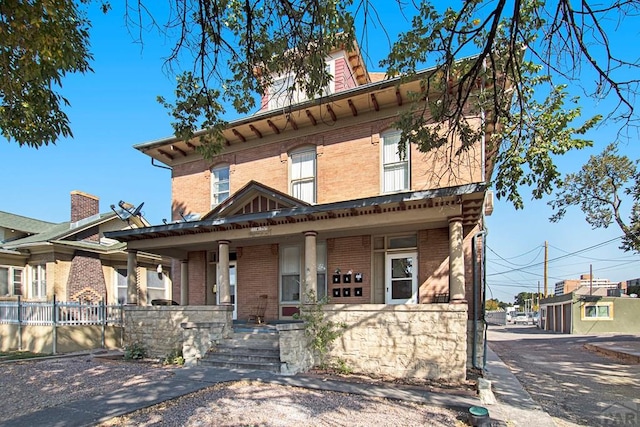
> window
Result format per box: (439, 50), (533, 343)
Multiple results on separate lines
(269, 75), (306, 109)
(381, 129), (410, 193)
(116, 268), (127, 304)
(290, 148), (316, 204)
(280, 243), (326, 303)
(281, 246), (301, 303)
(147, 269), (167, 303)
(0, 266), (23, 297)
(583, 303), (613, 320)
(211, 164), (230, 208)
(30, 264), (46, 299)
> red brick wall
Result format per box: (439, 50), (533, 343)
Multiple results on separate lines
(418, 228), (450, 303)
(237, 244), (279, 321)
(66, 251), (107, 302)
(70, 191), (99, 223)
(188, 251), (207, 305)
(171, 115), (483, 217)
(326, 236), (371, 304)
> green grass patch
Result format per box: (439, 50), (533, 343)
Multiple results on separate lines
(0, 351), (50, 360)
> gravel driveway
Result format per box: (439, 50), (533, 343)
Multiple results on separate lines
(0, 356), (468, 426)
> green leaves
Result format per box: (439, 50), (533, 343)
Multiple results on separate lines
(549, 143), (640, 252)
(0, 0), (93, 146)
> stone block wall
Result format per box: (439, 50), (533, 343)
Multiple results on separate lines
(322, 304), (468, 382)
(277, 322), (314, 375)
(123, 305), (232, 359)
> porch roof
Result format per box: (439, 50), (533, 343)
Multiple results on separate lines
(105, 182), (487, 247)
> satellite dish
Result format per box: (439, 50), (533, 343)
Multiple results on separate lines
(131, 202), (144, 217)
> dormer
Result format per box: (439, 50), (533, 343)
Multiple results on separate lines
(259, 40), (373, 112)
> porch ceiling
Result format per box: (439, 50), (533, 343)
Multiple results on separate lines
(105, 184), (487, 258)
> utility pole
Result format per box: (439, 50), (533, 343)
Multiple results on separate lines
(590, 264), (593, 296)
(544, 241), (548, 297)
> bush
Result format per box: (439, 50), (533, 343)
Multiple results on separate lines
(162, 348), (185, 366)
(124, 341), (147, 360)
(295, 290), (347, 369)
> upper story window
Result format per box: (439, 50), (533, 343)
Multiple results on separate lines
(270, 75), (306, 110)
(290, 147), (316, 204)
(211, 164), (230, 209)
(381, 129), (410, 193)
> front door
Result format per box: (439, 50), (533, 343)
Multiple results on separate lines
(217, 261), (238, 319)
(385, 252), (418, 304)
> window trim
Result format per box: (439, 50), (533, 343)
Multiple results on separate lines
(581, 302), (614, 320)
(0, 266), (23, 297)
(211, 163), (230, 209)
(289, 146), (317, 204)
(380, 129), (410, 193)
(30, 264), (46, 300)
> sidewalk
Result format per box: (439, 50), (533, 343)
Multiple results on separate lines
(483, 346), (556, 426)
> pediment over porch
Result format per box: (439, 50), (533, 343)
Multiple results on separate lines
(202, 180), (310, 221)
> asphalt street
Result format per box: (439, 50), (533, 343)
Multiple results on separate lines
(487, 325), (640, 426)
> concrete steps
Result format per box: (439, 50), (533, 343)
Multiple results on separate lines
(199, 326), (281, 373)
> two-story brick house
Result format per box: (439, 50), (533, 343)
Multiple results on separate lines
(107, 42), (494, 380)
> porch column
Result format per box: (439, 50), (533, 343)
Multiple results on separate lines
(448, 216), (466, 302)
(180, 260), (189, 306)
(126, 250), (138, 305)
(218, 240), (231, 305)
(304, 231), (318, 303)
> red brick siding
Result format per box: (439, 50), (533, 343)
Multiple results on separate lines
(171, 114), (484, 217)
(326, 236), (371, 304)
(237, 244), (279, 321)
(418, 228), (450, 303)
(188, 251), (207, 305)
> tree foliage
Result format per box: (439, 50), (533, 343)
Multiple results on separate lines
(549, 143), (640, 252)
(0, 0), (94, 147)
(2, 1), (639, 207)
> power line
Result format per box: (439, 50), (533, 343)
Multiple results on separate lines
(487, 235), (624, 277)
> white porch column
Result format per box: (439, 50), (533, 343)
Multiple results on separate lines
(304, 231), (318, 303)
(448, 216), (466, 302)
(180, 260), (189, 306)
(218, 241), (231, 305)
(126, 250), (138, 305)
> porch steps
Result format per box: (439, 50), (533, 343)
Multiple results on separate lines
(199, 326), (281, 373)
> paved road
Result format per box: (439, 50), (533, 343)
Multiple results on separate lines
(487, 325), (640, 426)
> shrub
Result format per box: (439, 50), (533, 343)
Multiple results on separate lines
(124, 341), (147, 360)
(163, 348), (185, 366)
(295, 290), (347, 369)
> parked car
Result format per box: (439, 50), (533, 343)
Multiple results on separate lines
(513, 312), (533, 325)
(532, 312), (540, 326)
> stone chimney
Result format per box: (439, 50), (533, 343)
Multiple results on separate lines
(70, 190), (100, 223)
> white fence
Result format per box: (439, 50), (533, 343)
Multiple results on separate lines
(0, 297), (123, 326)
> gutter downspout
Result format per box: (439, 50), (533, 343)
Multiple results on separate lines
(472, 228), (487, 370)
(151, 158), (172, 170)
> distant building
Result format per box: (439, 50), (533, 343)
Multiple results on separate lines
(554, 274), (622, 296)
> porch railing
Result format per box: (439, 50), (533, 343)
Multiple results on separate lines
(0, 296), (124, 353)
(0, 297), (124, 326)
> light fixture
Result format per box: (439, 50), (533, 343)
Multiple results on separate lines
(156, 264), (163, 274)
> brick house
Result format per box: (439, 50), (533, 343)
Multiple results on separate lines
(0, 191), (172, 305)
(106, 43), (494, 380)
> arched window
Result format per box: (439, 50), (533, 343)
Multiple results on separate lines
(289, 147), (316, 204)
(211, 164), (230, 208)
(381, 129), (409, 193)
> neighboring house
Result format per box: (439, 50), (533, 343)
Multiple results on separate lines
(106, 42), (495, 380)
(0, 191), (172, 305)
(540, 285), (640, 335)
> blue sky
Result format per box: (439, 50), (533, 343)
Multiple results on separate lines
(2, 2), (639, 304)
